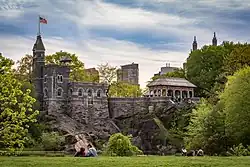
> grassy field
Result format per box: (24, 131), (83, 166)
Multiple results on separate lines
(1, 156), (250, 167)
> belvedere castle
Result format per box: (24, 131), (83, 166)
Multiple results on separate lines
(31, 34), (205, 152)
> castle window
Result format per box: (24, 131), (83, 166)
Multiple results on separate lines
(78, 88), (83, 97)
(44, 75), (47, 83)
(88, 98), (93, 105)
(87, 89), (92, 97)
(44, 88), (48, 97)
(97, 90), (101, 97)
(57, 75), (63, 83)
(57, 88), (63, 97)
(69, 88), (73, 95)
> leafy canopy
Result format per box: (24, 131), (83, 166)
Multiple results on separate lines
(0, 54), (39, 151)
(109, 81), (142, 97)
(220, 66), (250, 146)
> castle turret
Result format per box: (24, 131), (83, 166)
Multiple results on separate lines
(212, 32), (217, 46)
(32, 35), (45, 110)
(192, 36), (197, 51)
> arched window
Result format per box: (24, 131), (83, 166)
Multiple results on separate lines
(78, 88), (83, 97)
(44, 74), (47, 83)
(44, 88), (48, 97)
(189, 91), (193, 98)
(57, 88), (63, 97)
(87, 89), (92, 97)
(167, 90), (173, 97)
(69, 88), (73, 95)
(97, 90), (101, 97)
(57, 75), (63, 83)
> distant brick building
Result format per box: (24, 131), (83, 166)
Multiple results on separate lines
(117, 63), (139, 85)
(85, 68), (99, 82)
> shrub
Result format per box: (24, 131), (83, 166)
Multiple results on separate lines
(230, 143), (250, 156)
(105, 133), (142, 156)
(40, 132), (65, 151)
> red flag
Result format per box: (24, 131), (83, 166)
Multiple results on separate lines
(39, 17), (47, 24)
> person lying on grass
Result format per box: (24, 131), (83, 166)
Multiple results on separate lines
(74, 147), (86, 157)
(85, 144), (98, 157)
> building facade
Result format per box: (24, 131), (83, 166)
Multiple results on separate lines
(32, 35), (108, 114)
(154, 63), (178, 77)
(117, 63), (139, 85)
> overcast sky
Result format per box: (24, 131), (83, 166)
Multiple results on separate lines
(1, 0), (250, 88)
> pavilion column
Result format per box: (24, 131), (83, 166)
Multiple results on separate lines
(187, 89), (190, 98)
(180, 90), (183, 99)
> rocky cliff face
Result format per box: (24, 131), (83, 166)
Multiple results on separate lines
(44, 97), (196, 155)
(45, 100), (118, 153)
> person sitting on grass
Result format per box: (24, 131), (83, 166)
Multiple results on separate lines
(85, 144), (98, 157)
(74, 147), (86, 157)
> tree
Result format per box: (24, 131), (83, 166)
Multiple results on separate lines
(223, 44), (250, 76)
(14, 54), (33, 82)
(0, 54), (39, 151)
(97, 63), (117, 97)
(151, 68), (186, 81)
(184, 98), (230, 155)
(15, 52), (99, 83)
(220, 66), (250, 146)
(109, 81), (142, 97)
(186, 45), (227, 97)
(46, 51), (99, 82)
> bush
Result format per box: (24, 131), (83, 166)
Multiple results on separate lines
(230, 143), (250, 156)
(104, 133), (143, 156)
(40, 132), (65, 151)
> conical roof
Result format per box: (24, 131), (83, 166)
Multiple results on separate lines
(33, 35), (45, 51)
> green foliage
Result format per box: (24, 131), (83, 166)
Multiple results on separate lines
(40, 132), (65, 151)
(186, 45), (227, 97)
(46, 51), (98, 82)
(0, 54), (39, 151)
(151, 68), (185, 81)
(221, 66), (250, 146)
(105, 133), (142, 156)
(184, 99), (229, 155)
(14, 54), (33, 82)
(230, 143), (250, 156)
(15, 52), (99, 83)
(109, 82), (142, 97)
(184, 99), (213, 150)
(223, 44), (250, 76)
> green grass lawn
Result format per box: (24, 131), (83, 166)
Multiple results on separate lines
(1, 156), (250, 167)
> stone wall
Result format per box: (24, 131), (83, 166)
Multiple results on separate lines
(109, 97), (173, 119)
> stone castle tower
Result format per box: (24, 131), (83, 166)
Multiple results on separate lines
(192, 36), (197, 51)
(212, 32), (217, 46)
(192, 32), (218, 51)
(32, 35), (46, 110)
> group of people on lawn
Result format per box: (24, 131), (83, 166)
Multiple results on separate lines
(74, 144), (98, 157)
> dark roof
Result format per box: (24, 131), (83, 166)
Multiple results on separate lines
(33, 35), (45, 51)
(148, 77), (196, 88)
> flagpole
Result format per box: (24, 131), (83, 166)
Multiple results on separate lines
(38, 15), (40, 36)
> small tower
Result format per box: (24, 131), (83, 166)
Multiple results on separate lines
(32, 35), (45, 110)
(212, 32), (217, 46)
(192, 36), (197, 51)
